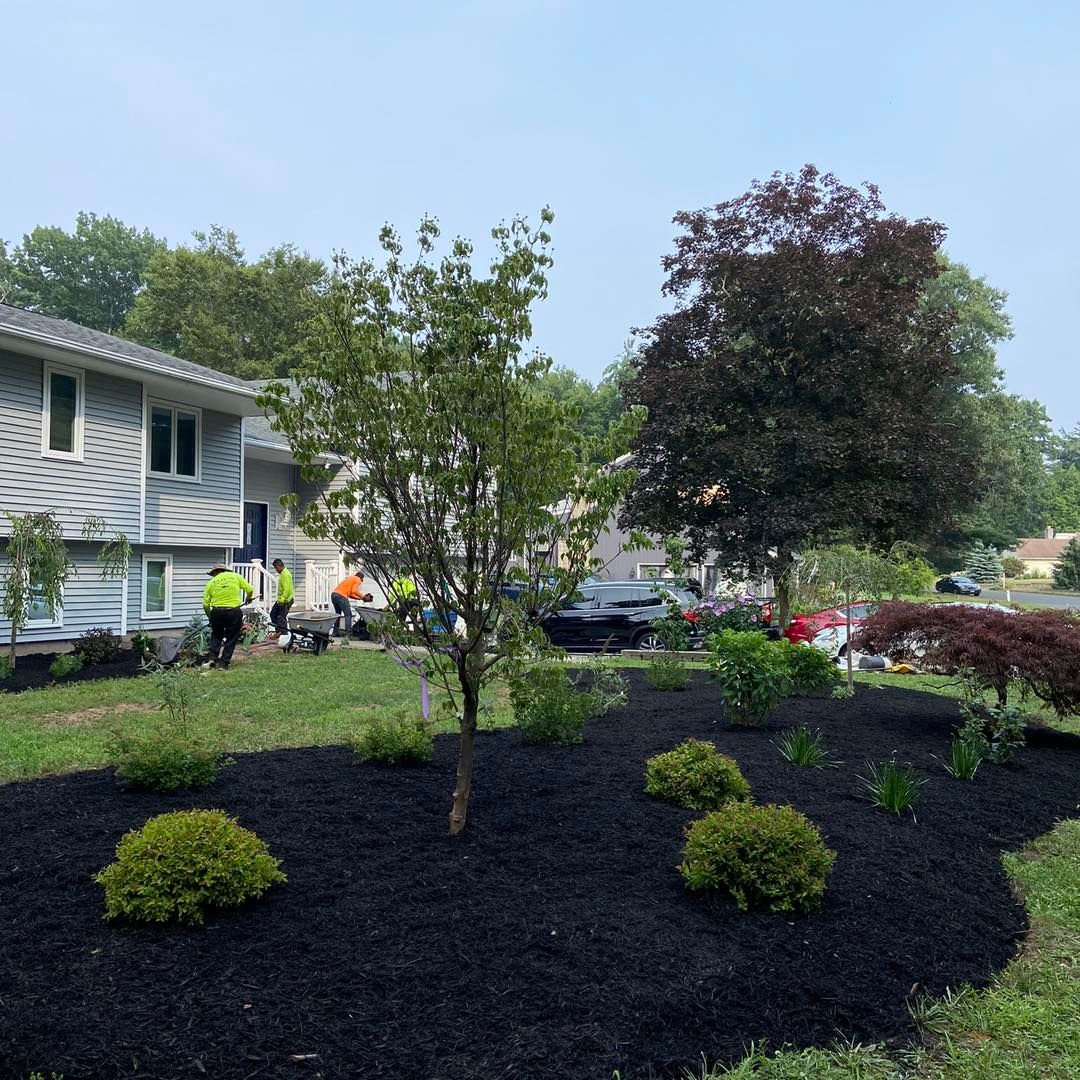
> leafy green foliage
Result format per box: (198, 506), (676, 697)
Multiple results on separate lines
(95, 810), (286, 925)
(351, 712), (434, 765)
(80, 516), (133, 581)
(1000, 555), (1026, 579)
(775, 640), (842, 695)
(1053, 537), (1080, 590)
(130, 630), (157, 660)
(706, 630), (791, 727)
(0, 654), (12, 681)
(644, 738), (750, 809)
(48, 653), (84, 678)
(73, 627), (121, 665)
(888, 542), (938, 596)
(645, 654), (691, 691)
(510, 663), (596, 745)
(4, 211), (165, 331)
(578, 660), (629, 714)
(942, 738), (982, 781)
(963, 540), (1004, 583)
(774, 725), (836, 768)
(859, 760), (926, 815)
(958, 689), (1027, 764)
(182, 612), (210, 657)
(1045, 466), (1080, 534)
(679, 802), (836, 914)
(112, 728), (222, 791)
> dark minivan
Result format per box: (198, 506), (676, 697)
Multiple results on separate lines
(539, 580), (700, 651)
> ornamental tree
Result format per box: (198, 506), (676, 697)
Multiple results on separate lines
(963, 540), (1004, 583)
(1053, 537), (1080, 591)
(261, 211), (640, 835)
(621, 165), (980, 628)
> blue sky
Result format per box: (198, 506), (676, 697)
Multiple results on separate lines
(4, 1), (1078, 427)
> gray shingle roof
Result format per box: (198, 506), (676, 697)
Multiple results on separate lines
(0, 303), (257, 393)
(245, 414), (290, 448)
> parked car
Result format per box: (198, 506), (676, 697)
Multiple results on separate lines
(785, 601), (878, 645)
(935, 576), (982, 596)
(539, 580), (701, 651)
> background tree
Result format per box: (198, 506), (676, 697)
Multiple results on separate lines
(622, 166), (977, 627)
(1, 511), (73, 667)
(963, 540), (1004, 583)
(0, 239), (13, 304)
(4, 212), (165, 332)
(1052, 538), (1080, 590)
(125, 226), (328, 379)
(262, 211), (640, 835)
(1043, 465), (1080, 533)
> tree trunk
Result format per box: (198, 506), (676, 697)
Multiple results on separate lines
(8, 624), (16, 670)
(845, 598), (854, 694)
(773, 550), (795, 631)
(448, 679), (479, 835)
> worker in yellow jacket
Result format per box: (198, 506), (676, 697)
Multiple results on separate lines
(202, 564), (254, 669)
(269, 558), (295, 634)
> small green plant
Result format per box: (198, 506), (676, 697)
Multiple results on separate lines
(510, 662), (596, 745)
(579, 659), (630, 714)
(48, 652), (84, 678)
(958, 693), (1027, 764)
(859, 759), (926, 816)
(0, 654), (13, 681)
(942, 737), (982, 781)
(351, 711), (434, 765)
(645, 653), (691, 691)
(112, 728), (222, 791)
(241, 607), (272, 647)
(706, 630), (791, 726)
(644, 738), (750, 810)
(72, 626), (121, 664)
(95, 809), (286, 925)
(776, 640), (842, 695)
(130, 629), (156, 660)
(831, 683), (855, 700)
(181, 611), (210, 657)
(774, 724), (837, 768)
(679, 802), (836, 914)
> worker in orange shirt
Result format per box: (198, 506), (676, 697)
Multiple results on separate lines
(331, 567), (374, 638)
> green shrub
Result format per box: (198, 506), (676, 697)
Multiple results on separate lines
(958, 698), (1026, 764)
(943, 737), (982, 781)
(510, 663), (596, 745)
(776, 639), (842, 695)
(578, 659), (630, 714)
(859, 759), (925, 815)
(111, 727), (223, 791)
(49, 652), (84, 678)
(679, 802), (836, 914)
(130, 630), (157, 660)
(0, 654), (13, 681)
(95, 809), (285, 925)
(644, 738), (750, 809)
(73, 626), (121, 664)
(645, 654), (691, 691)
(774, 724), (836, 768)
(351, 711), (434, 765)
(706, 630), (791, 726)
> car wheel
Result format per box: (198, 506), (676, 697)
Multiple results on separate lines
(632, 628), (665, 652)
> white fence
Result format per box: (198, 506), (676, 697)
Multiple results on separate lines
(231, 559), (278, 608)
(305, 560), (344, 610)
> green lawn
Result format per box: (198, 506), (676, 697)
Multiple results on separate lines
(2, 648), (1078, 1080)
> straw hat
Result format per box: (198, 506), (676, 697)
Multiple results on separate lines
(208, 563), (231, 576)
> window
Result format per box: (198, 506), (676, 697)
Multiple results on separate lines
(142, 555), (173, 618)
(27, 579), (63, 628)
(42, 363), (84, 459)
(148, 402), (200, 478)
(562, 588), (597, 610)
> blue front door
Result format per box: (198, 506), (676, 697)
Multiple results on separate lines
(235, 503), (269, 593)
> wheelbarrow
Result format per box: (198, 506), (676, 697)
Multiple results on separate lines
(279, 611), (338, 655)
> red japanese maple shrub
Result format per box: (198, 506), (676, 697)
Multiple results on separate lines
(854, 602), (1080, 717)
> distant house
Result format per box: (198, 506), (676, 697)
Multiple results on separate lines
(0, 304), (358, 648)
(1009, 528), (1077, 577)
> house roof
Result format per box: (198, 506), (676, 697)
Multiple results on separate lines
(244, 414), (291, 450)
(0, 303), (259, 396)
(1014, 537), (1072, 560)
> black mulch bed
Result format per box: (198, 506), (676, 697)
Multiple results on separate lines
(3, 676), (1080, 1080)
(1, 649), (144, 693)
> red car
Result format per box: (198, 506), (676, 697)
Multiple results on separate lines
(785, 601), (878, 644)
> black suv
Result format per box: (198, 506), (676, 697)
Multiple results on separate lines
(539, 580), (700, 651)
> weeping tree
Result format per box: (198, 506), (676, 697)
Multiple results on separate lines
(2, 510), (74, 667)
(788, 544), (900, 692)
(262, 211), (641, 834)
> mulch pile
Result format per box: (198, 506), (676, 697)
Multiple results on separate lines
(0, 649), (145, 693)
(2, 674), (1079, 1080)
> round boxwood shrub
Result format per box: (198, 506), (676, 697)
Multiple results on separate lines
(679, 802), (836, 914)
(644, 738), (750, 810)
(95, 809), (286, 925)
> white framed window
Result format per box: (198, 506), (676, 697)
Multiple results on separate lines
(147, 400), (201, 480)
(42, 362), (84, 460)
(27, 578), (64, 629)
(141, 554), (173, 619)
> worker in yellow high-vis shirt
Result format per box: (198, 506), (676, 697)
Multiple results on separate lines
(269, 558), (295, 634)
(202, 564), (254, 669)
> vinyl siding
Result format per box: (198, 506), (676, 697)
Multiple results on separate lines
(0, 350), (142, 536)
(127, 546), (229, 632)
(144, 408), (243, 547)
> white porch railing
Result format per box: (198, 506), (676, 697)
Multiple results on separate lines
(306, 560), (343, 610)
(231, 559), (279, 609)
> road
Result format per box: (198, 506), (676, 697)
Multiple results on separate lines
(982, 589), (1080, 611)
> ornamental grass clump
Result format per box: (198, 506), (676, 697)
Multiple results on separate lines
(859, 759), (926, 816)
(706, 630), (792, 727)
(510, 662), (596, 745)
(644, 738), (750, 810)
(95, 810), (286, 925)
(774, 724), (837, 768)
(351, 711), (434, 765)
(942, 738), (982, 781)
(679, 802), (836, 914)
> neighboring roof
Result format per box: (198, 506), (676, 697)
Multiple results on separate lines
(244, 414), (290, 450)
(0, 303), (257, 394)
(1014, 537), (1072, 560)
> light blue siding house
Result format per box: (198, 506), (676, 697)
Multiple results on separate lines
(0, 304), (352, 648)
